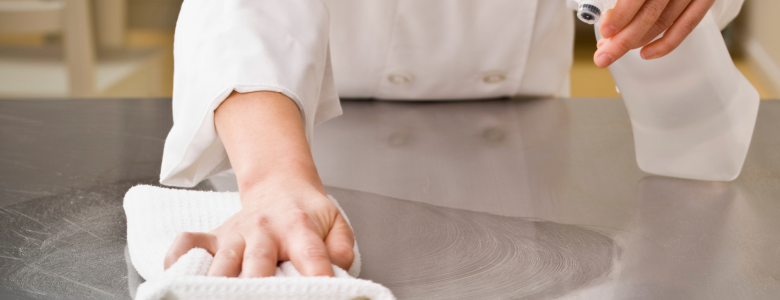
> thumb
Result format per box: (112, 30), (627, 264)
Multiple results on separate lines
(324, 214), (355, 271)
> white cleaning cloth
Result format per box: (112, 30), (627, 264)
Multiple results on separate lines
(124, 185), (394, 300)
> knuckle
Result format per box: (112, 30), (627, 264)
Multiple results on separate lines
(638, 13), (658, 29)
(329, 244), (355, 262)
(611, 7), (634, 24)
(253, 215), (271, 228)
(678, 19), (698, 35)
(300, 245), (328, 260)
(654, 13), (673, 29)
(612, 37), (635, 53)
(642, 2), (666, 20)
(244, 248), (275, 261)
(288, 210), (311, 226)
(651, 17), (670, 34)
(215, 249), (240, 260)
(616, 13), (631, 23)
(175, 232), (197, 243)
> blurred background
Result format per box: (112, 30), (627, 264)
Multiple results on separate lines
(0, 0), (777, 99)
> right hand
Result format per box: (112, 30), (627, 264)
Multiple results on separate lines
(162, 91), (355, 278)
(163, 179), (355, 277)
(593, 0), (716, 68)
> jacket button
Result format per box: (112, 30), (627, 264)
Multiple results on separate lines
(388, 72), (413, 85)
(482, 71), (506, 84)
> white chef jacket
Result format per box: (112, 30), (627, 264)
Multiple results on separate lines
(160, 0), (745, 187)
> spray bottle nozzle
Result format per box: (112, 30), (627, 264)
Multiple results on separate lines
(577, 4), (602, 25)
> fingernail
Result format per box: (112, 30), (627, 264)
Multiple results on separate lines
(641, 50), (659, 60)
(601, 25), (618, 38)
(595, 53), (615, 68)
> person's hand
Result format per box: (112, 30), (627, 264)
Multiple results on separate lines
(163, 181), (355, 277)
(594, 0), (716, 68)
(162, 91), (355, 278)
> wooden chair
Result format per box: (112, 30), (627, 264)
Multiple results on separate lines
(0, 0), (96, 97)
(0, 0), (161, 98)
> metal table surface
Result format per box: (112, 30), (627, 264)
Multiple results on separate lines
(0, 98), (778, 299)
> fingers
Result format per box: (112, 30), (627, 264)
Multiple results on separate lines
(325, 214), (355, 271)
(636, 0), (692, 47)
(289, 233), (334, 276)
(597, 38), (608, 49)
(164, 232), (217, 270)
(240, 232), (278, 278)
(284, 213), (335, 276)
(594, 0), (671, 68)
(600, 0), (648, 38)
(640, 0), (715, 60)
(164, 198), (349, 278)
(207, 234), (246, 277)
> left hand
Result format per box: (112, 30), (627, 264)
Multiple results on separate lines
(593, 0), (716, 68)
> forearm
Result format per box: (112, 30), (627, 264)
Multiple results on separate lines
(167, 91), (351, 278)
(214, 91), (325, 197)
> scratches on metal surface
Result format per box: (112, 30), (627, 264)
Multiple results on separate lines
(0, 181), (152, 300)
(3, 190), (53, 197)
(22, 264), (117, 297)
(2, 208), (51, 229)
(0, 158), (40, 170)
(0, 178), (215, 300)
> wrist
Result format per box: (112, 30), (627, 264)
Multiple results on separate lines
(236, 161), (326, 203)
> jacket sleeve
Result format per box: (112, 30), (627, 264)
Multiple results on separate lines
(566, 0), (746, 30)
(159, 0), (342, 187)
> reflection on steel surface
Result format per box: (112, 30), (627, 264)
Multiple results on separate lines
(612, 177), (752, 299)
(2, 98), (780, 299)
(328, 187), (617, 300)
(313, 99), (572, 218)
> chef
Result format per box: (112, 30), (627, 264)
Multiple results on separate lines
(158, 0), (745, 279)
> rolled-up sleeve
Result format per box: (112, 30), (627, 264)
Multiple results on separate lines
(160, 0), (342, 187)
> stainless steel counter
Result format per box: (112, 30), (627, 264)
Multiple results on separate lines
(1, 98), (778, 299)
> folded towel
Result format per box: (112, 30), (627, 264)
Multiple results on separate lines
(124, 185), (394, 300)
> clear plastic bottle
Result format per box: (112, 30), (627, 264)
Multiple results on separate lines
(581, 3), (760, 181)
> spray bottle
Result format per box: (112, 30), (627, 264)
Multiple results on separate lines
(576, 0), (760, 181)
